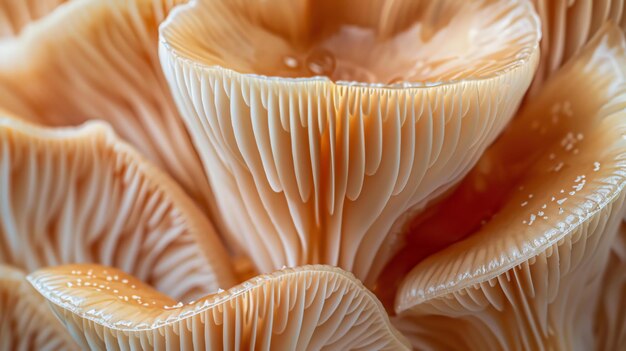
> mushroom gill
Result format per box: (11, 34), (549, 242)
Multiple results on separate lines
(0, 0), (68, 38)
(0, 117), (235, 301)
(0, 0), (228, 238)
(530, 0), (626, 92)
(159, 0), (541, 285)
(28, 264), (411, 350)
(595, 218), (626, 350)
(0, 265), (77, 350)
(393, 23), (626, 350)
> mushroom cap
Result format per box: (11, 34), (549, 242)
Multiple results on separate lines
(530, 0), (626, 92)
(28, 263), (411, 350)
(0, 117), (235, 301)
(394, 23), (626, 350)
(159, 0), (541, 284)
(0, 264), (78, 350)
(0, 0), (228, 238)
(0, 0), (68, 38)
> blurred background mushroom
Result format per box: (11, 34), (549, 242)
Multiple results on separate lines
(0, 0), (235, 247)
(0, 117), (235, 300)
(0, 0), (68, 38)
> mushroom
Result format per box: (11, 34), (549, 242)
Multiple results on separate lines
(0, 0), (229, 241)
(393, 23), (626, 350)
(595, 218), (626, 350)
(0, 0), (68, 38)
(0, 116), (235, 301)
(0, 264), (77, 350)
(28, 264), (411, 350)
(530, 0), (626, 92)
(159, 0), (541, 285)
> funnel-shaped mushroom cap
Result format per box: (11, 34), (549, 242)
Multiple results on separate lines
(28, 264), (411, 350)
(0, 117), (235, 301)
(0, 0), (67, 37)
(0, 0), (225, 235)
(394, 24), (626, 350)
(160, 0), (541, 284)
(0, 265), (77, 350)
(531, 0), (626, 92)
(595, 219), (626, 350)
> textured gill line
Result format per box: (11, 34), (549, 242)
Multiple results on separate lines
(0, 122), (232, 301)
(595, 219), (626, 350)
(161, 47), (538, 283)
(0, 266), (78, 350)
(395, 193), (625, 351)
(0, 0), (217, 221)
(159, 0), (539, 282)
(531, 0), (626, 93)
(397, 23), (626, 307)
(31, 266), (410, 350)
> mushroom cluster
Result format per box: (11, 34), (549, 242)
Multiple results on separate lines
(0, 0), (625, 350)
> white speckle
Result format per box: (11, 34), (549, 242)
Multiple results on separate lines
(557, 198), (567, 205)
(553, 162), (564, 172)
(529, 214), (536, 226)
(541, 204), (547, 209)
(521, 201), (528, 207)
(593, 162), (601, 172)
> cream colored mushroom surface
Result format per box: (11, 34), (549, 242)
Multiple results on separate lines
(0, 117), (235, 302)
(0, 0), (68, 38)
(159, 0), (541, 285)
(393, 24), (626, 351)
(0, 0), (225, 236)
(530, 0), (626, 92)
(28, 264), (411, 351)
(0, 265), (77, 351)
(595, 218), (626, 350)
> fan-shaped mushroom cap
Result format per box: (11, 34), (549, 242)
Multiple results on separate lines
(394, 23), (626, 350)
(531, 0), (626, 92)
(159, 0), (541, 284)
(0, 0), (68, 38)
(0, 265), (77, 350)
(0, 0), (229, 239)
(28, 264), (411, 350)
(0, 117), (235, 301)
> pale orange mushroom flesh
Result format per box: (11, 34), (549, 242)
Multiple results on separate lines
(160, 0), (540, 285)
(377, 22), (626, 309)
(0, 0), (68, 38)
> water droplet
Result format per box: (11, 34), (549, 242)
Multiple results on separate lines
(283, 56), (299, 68)
(306, 49), (336, 76)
